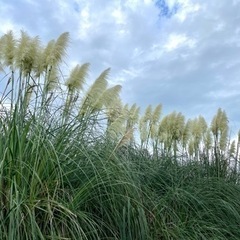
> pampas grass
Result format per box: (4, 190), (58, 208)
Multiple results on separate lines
(1, 31), (240, 240)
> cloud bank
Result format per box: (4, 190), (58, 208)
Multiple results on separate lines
(0, 0), (240, 131)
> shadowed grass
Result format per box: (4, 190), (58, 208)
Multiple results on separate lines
(129, 154), (240, 240)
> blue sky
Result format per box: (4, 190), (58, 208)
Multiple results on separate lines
(1, 0), (240, 132)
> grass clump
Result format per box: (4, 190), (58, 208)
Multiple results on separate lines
(0, 31), (150, 239)
(1, 31), (240, 239)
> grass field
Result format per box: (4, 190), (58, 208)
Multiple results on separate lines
(1, 31), (240, 239)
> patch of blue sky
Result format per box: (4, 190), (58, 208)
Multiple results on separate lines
(73, 1), (80, 13)
(155, 0), (179, 18)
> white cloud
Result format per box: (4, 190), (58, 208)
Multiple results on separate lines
(164, 33), (196, 51)
(175, 0), (201, 22)
(0, 20), (16, 34)
(77, 4), (91, 40)
(112, 7), (126, 25)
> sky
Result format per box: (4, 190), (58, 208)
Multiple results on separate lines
(0, 0), (240, 133)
